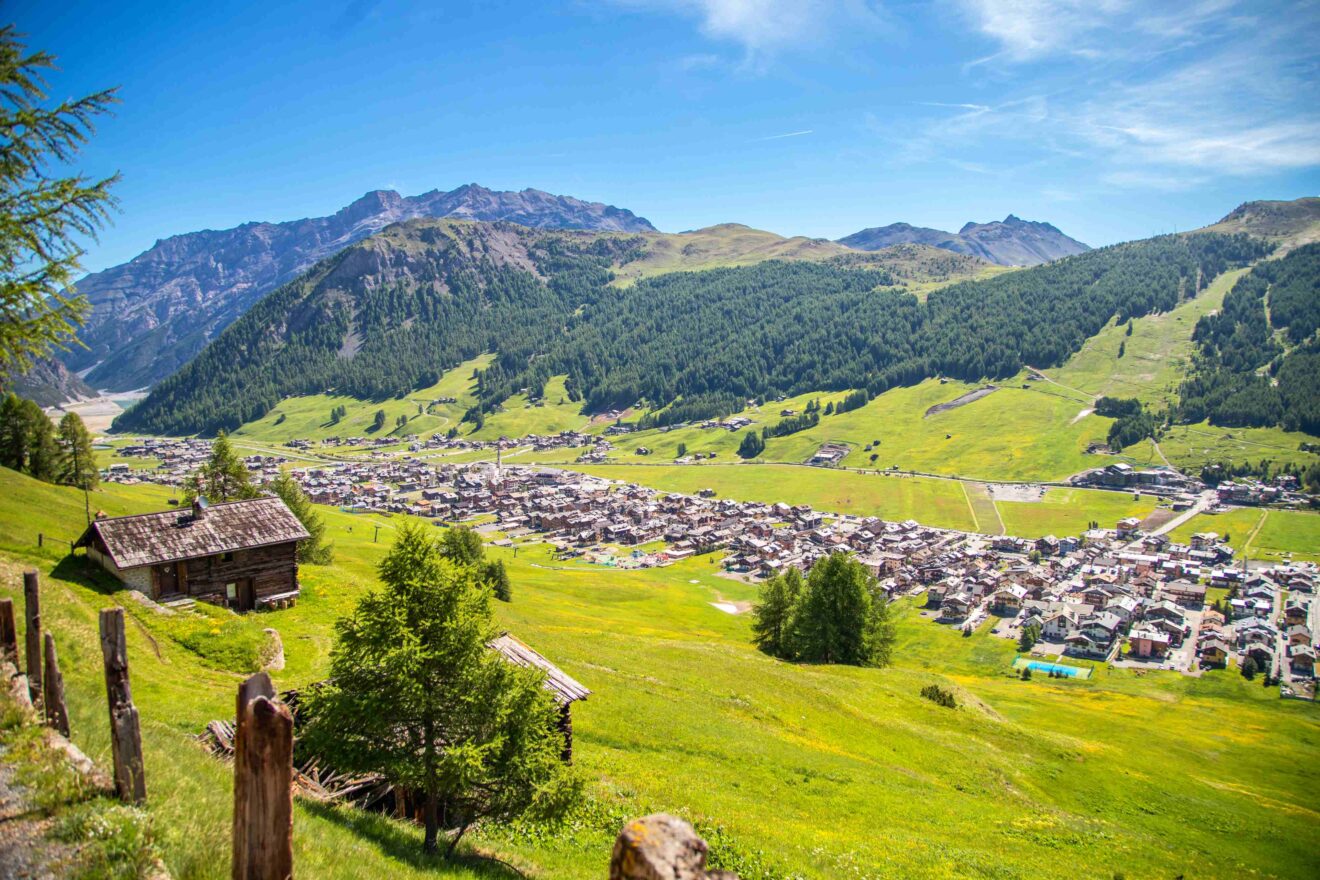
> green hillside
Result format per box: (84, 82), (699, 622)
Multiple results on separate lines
(2, 466), (1318, 879)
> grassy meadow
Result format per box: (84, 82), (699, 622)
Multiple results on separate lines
(1, 465), (1318, 880)
(1169, 507), (1320, 565)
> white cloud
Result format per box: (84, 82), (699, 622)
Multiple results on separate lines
(612, 1), (889, 63)
(905, 2), (1320, 178)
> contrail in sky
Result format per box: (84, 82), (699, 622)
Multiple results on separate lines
(754, 129), (814, 141)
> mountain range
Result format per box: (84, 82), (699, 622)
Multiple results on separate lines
(837, 215), (1090, 266)
(57, 184), (657, 394)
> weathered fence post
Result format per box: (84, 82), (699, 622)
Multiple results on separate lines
(99, 607), (146, 803)
(23, 570), (42, 709)
(43, 632), (70, 737)
(609, 814), (738, 880)
(233, 672), (294, 880)
(0, 597), (16, 664)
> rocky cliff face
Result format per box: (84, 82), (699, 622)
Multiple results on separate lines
(58, 184), (656, 394)
(838, 215), (1089, 266)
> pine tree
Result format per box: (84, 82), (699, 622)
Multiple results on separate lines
(183, 431), (259, 502)
(751, 567), (802, 658)
(0, 392), (28, 470)
(299, 524), (580, 855)
(787, 552), (894, 667)
(737, 430), (763, 459)
(372, 409), (386, 432)
(0, 27), (119, 373)
(267, 468), (332, 564)
(440, 525), (484, 566)
(19, 398), (57, 481)
(488, 559), (512, 602)
(55, 411), (97, 489)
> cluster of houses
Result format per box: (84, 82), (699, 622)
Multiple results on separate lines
(1215, 478), (1306, 507)
(107, 438), (290, 488)
(100, 436), (1317, 692)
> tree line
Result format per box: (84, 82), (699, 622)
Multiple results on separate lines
(0, 393), (99, 490)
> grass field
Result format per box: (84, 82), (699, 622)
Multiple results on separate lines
(568, 462), (980, 531)
(1169, 506), (1320, 564)
(994, 487), (1159, 539)
(2, 466), (1318, 879)
(233, 355), (493, 444)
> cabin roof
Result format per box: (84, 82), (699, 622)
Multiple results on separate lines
(76, 496), (310, 569)
(488, 632), (591, 705)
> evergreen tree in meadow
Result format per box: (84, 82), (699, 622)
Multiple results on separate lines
(55, 411), (97, 489)
(487, 558), (512, 603)
(300, 523), (580, 856)
(183, 431), (260, 503)
(267, 467), (332, 564)
(18, 396), (58, 481)
(737, 430), (764, 459)
(751, 567), (802, 658)
(440, 524), (485, 566)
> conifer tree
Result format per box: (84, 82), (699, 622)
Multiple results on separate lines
(300, 524), (580, 855)
(55, 411), (97, 489)
(19, 397), (57, 481)
(751, 567), (802, 658)
(440, 525), (484, 566)
(0, 27), (119, 373)
(183, 431), (259, 502)
(267, 467), (332, 564)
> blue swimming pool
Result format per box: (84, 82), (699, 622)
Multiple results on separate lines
(1025, 660), (1087, 678)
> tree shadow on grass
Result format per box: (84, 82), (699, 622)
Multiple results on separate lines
(299, 799), (528, 878)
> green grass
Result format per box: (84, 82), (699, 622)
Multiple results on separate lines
(470, 375), (592, 440)
(1167, 506), (1320, 563)
(2, 465), (1319, 879)
(994, 487), (1158, 539)
(567, 462), (979, 531)
(1045, 267), (1249, 409)
(233, 355), (493, 444)
(1158, 421), (1320, 474)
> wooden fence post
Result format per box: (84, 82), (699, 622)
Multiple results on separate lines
(43, 632), (70, 737)
(23, 570), (42, 710)
(233, 672), (293, 880)
(0, 598), (16, 664)
(99, 607), (146, 803)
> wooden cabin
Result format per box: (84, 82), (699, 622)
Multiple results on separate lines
(76, 497), (309, 612)
(488, 632), (591, 762)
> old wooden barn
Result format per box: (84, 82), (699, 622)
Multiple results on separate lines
(76, 496), (309, 611)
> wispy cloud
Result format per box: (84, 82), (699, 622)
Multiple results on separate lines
(610, 1), (890, 67)
(899, 1), (1320, 182)
(754, 129), (814, 141)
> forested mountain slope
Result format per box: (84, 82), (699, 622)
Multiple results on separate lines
(46, 184), (657, 395)
(115, 216), (1267, 436)
(1179, 242), (1320, 434)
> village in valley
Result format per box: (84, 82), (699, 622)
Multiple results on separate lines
(100, 430), (1320, 700)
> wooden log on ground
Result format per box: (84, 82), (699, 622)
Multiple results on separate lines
(609, 814), (738, 880)
(99, 607), (146, 803)
(233, 672), (293, 880)
(0, 598), (16, 664)
(23, 570), (42, 709)
(43, 632), (70, 737)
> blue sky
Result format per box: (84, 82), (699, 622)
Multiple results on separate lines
(13, 0), (1320, 271)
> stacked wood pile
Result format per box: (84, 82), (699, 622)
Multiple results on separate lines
(200, 719), (395, 811)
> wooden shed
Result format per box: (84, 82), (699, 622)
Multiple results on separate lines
(488, 632), (591, 762)
(76, 496), (309, 611)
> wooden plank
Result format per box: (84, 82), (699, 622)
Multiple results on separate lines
(233, 673), (293, 880)
(23, 570), (42, 709)
(43, 632), (70, 737)
(99, 607), (147, 803)
(0, 597), (16, 665)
